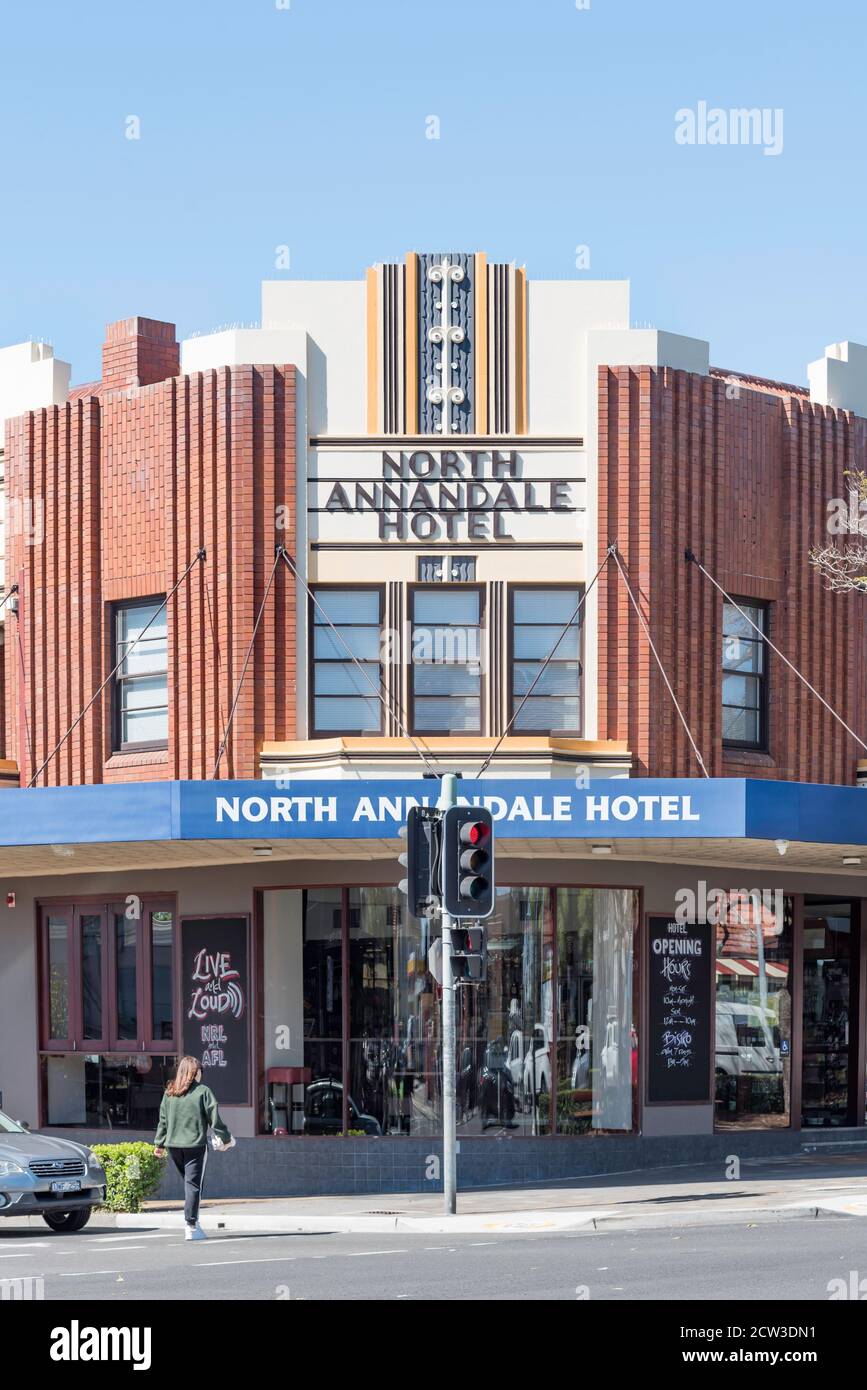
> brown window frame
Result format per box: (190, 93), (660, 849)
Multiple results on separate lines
(309, 585), (385, 738)
(508, 583), (584, 737)
(38, 895), (177, 1054)
(408, 582), (485, 736)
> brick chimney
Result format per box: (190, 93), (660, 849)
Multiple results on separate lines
(101, 317), (179, 391)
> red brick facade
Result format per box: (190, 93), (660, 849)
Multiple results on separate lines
(598, 364), (867, 781)
(4, 324), (864, 789)
(3, 320), (297, 785)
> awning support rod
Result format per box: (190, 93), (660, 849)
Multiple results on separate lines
(279, 545), (441, 779)
(475, 545), (614, 780)
(29, 550), (207, 788)
(612, 546), (710, 778)
(212, 548), (284, 779)
(686, 549), (867, 755)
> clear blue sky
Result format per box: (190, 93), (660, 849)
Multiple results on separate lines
(0, 0), (864, 386)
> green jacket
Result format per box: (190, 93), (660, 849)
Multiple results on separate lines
(154, 1082), (231, 1150)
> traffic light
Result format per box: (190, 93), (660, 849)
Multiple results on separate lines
(398, 805), (440, 918)
(451, 925), (486, 983)
(441, 805), (495, 918)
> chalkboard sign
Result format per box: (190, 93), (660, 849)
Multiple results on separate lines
(646, 916), (713, 1104)
(181, 917), (250, 1106)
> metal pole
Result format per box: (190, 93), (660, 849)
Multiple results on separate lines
(437, 772), (458, 1215)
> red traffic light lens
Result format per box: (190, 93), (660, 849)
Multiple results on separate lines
(461, 820), (489, 847)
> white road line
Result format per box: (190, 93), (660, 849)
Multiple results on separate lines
(85, 1251), (145, 1262)
(176, 1236), (292, 1250)
(469, 1242), (497, 1247)
(59, 1270), (118, 1278)
(344, 1250), (407, 1258)
(94, 1233), (176, 1243)
(1, 1250), (77, 1260)
(194, 1256), (298, 1267)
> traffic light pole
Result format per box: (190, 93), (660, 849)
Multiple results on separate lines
(437, 771), (458, 1215)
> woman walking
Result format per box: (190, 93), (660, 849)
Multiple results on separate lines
(153, 1056), (232, 1241)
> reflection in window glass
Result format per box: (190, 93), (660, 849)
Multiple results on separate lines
(714, 893), (792, 1129)
(722, 600), (766, 747)
(44, 1054), (176, 1128)
(348, 887), (434, 1136)
(411, 588), (482, 734)
(48, 917), (70, 1040)
(303, 889), (343, 1040)
(512, 588), (583, 733)
(312, 590), (382, 734)
(803, 899), (850, 1127)
(301, 890), (344, 1129)
(467, 888), (552, 1135)
(288, 885), (638, 1138)
(115, 915), (138, 1040)
(151, 911), (174, 1041)
(556, 889), (636, 1133)
(115, 599), (168, 747)
(345, 887), (559, 1138)
(81, 915), (103, 1041)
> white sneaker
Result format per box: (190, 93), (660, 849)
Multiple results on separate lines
(185, 1224), (208, 1241)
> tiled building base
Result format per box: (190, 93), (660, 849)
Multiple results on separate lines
(47, 1127), (867, 1200)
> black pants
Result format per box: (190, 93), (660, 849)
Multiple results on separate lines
(169, 1145), (208, 1225)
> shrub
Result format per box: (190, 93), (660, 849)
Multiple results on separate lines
(89, 1141), (166, 1213)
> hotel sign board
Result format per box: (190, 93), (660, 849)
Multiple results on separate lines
(178, 779), (741, 839)
(3, 778), (867, 848)
(308, 445), (586, 544)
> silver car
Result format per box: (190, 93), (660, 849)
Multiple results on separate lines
(0, 1109), (106, 1232)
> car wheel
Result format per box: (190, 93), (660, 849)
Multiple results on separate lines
(43, 1208), (92, 1233)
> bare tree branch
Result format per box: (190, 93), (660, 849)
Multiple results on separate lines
(809, 542), (867, 592)
(808, 468), (867, 591)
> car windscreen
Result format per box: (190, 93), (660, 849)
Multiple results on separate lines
(0, 1111), (25, 1134)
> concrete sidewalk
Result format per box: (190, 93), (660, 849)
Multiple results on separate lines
(7, 1151), (867, 1236)
(73, 1151), (867, 1234)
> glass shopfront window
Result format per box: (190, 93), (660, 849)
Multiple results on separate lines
(714, 893), (793, 1129)
(466, 887), (552, 1136)
(151, 910), (174, 1041)
(556, 888), (636, 1134)
(272, 883), (638, 1138)
(81, 914), (103, 1042)
(302, 888), (344, 1114)
(348, 887), (435, 1136)
(115, 913), (138, 1041)
(47, 913), (71, 1043)
(43, 1055), (176, 1129)
(803, 899), (853, 1127)
(39, 898), (176, 1127)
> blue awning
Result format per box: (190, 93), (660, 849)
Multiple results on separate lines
(0, 777), (866, 848)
